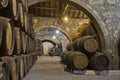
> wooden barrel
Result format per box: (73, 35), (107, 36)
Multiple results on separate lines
(89, 52), (109, 70)
(31, 53), (38, 65)
(13, 27), (21, 55)
(66, 51), (88, 70)
(17, 3), (24, 27)
(19, 0), (28, 13)
(60, 51), (67, 62)
(73, 36), (98, 53)
(66, 42), (73, 51)
(0, 0), (19, 20)
(26, 36), (29, 54)
(21, 31), (27, 54)
(28, 14), (33, 36)
(26, 55), (31, 72)
(24, 12), (28, 33)
(72, 39), (78, 51)
(0, 17), (14, 56)
(28, 38), (35, 53)
(36, 39), (43, 55)
(64, 51), (73, 65)
(0, 57), (18, 80)
(0, 24), (2, 48)
(0, 0), (8, 8)
(72, 32), (80, 41)
(28, 14), (33, 25)
(20, 57), (24, 80)
(31, 27), (35, 39)
(60, 51), (71, 64)
(0, 62), (7, 80)
(29, 54), (32, 69)
(14, 56), (21, 80)
(22, 55), (27, 76)
(77, 23), (89, 33)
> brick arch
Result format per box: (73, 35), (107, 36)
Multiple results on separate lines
(36, 27), (70, 51)
(28, 0), (108, 54)
(37, 27), (72, 42)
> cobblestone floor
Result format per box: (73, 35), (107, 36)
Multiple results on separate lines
(24, 56), (120, 80)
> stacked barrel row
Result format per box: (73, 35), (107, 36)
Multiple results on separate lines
(61, 36), (110, 70)
(0, 0), (38, 80)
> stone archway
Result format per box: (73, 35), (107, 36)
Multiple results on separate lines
(38, 27), (71, 42)
(28, 0), (108, 54)
(28, 0), (113, 68)
(114, 31), (120, 69)
(36, 27), (70, 51)
(42, 39), (57, 46)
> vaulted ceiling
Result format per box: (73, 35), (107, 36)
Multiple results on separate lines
(29, 0), (88, 19)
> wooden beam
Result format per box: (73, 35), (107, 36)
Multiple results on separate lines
(49, 0), (51, 17)
(58, 0), (69, 23)
(77, 11), (80, 18)
(72, 11), (75, 18)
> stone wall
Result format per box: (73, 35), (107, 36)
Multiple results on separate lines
(33, 17), (90, 38)
(28, 0), (120, 69)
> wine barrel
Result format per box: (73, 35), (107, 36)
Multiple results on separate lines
(13, 27), (21, 55)
(72, 32), (80, 41)
(26, 55), (31, 72)
(0, 24), (2, 48)
(24, 12), (28, 33)
(0, 0), (8, 8)
(17, 3), (24, 27)
(28, 38), (35, 53)
(89, 52), (109, 70)
(21, 31), (27, 54)
(60, 51), (71, 64)
(65, 51), (88, 70)
(77, 23), (89, 33)
(29, 54), (32, 69)
(0, 62), (7, 80)
(19, 0), (28, 13)
(73, 36), (98, 53)
(28, 14), (33, 25)
(20, 56), (24, 80)
(0, 17), (14, 56)
(36, 39), (43, 55)
(0, 0), (19, 20)
(72, 39), (78, 51)
(0, 57), (18, 80)
(22, 55), (27, 76)
(14, 56), (21, 80)
(66, 42), (73, 51)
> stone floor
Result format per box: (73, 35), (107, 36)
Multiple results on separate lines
(24, 56), (120, 80)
